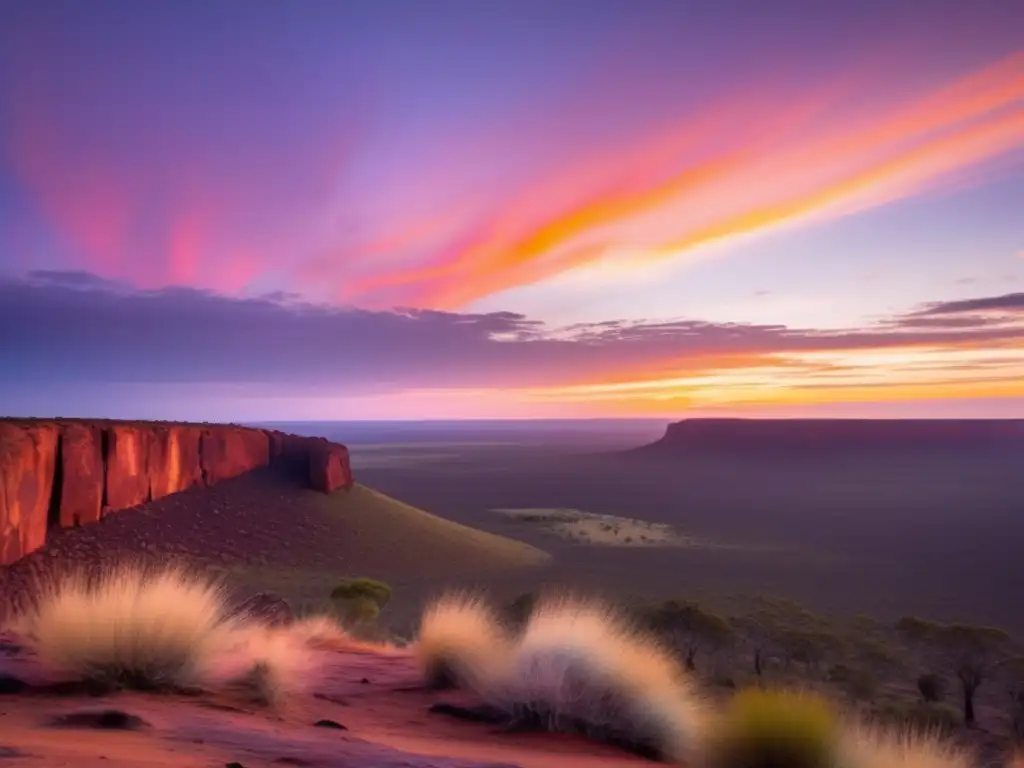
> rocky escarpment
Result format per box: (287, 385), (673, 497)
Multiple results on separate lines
(0, 419), (353, 566)
(635, 417), (1024, 455)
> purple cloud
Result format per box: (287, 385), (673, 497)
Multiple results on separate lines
(1, 274), (1022, 399)
(915, 292), (1024, 316)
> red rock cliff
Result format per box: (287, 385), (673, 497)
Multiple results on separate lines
(0, 420), (352, 566)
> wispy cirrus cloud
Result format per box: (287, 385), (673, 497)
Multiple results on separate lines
(4, 3), (1021, 314)
(342, 52), (1024, 309)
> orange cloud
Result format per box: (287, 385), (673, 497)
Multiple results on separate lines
(349, 52), (1024, 310)
(511, 338), (1024, 416)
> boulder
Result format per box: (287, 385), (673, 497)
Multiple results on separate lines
(148, 426), (203, 501)
(309, 440), (353, 493)
(104, 425), (150, 511)
(59, 423), (104, 527)
(0, 423), (57, 565)
(200, 427), (270, 485)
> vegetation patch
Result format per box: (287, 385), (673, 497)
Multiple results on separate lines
(490, 507), (719, 548)
(707, 688), (841, 768)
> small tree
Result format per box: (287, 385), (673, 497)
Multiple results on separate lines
(896, 616), (1013, 727)
(728, 596), (833, 680)
(731, 613), (776, 679)
(777, 628), (847, 677)
(330, 577), (391, 627)
(643, 599), (734, 671)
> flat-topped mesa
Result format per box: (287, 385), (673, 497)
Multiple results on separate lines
(0, 419), (353, 566)
(638, 417), (1024, 455)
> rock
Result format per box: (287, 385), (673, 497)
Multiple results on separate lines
(58, 423), (104, 527)
(228, 592), (295, 627)
(200, 428), (270, 484)
(0, 423), (57, 565)
(309, 440), (353, 494)
(313, 719), (347, 730)
(0, 675), (28, 694)
(148, 426), (204, 501)
(50, 709), (149, 730)
(104, 425), (150, 510)
(0, 420), (355, 566)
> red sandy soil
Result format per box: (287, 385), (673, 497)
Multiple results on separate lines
(0, 641), (652, 768)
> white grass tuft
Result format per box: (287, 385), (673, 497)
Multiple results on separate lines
(481, 597), (705, 763)
(14, 563), (320, 705)
(839, 723), (971, 768)
(209, 623), (319, 707)
(415, 592), (511, 692)
(17, 563), (240, 691)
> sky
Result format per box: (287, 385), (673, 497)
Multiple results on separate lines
(0, 0), (1022, 421)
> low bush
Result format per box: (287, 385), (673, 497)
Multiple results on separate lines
(330, 577), (391, 626)
(916, 672), (945, 703)
(706, 688), (840, 768)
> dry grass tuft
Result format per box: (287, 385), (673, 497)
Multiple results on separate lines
(14, 563), (321, 705)
(483, 597), (704, 763)
(16, 563), (240, 691)
(415, 592), (511, 692)
(838, 723), (971, 768)
(211, 623), (318, 707)
(706, 688), (840, 768)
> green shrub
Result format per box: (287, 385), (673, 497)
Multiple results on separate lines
(330, 578), (391, 626)
(917, 672), (945, 703)
(707, 688), (840, 768)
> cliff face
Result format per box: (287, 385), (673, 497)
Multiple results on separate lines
(640, 417), (1024, 455)
(0, 419), (353, 566)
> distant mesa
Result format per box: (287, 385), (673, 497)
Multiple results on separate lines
(631, 417), (1024, 457)
(0, 418), (353, 566)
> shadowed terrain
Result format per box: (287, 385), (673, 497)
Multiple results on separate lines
(0, 461), (547, 628)
(326, 421), (1024, 636)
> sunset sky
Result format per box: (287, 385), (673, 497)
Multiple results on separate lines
(1, 0), (1022, 420)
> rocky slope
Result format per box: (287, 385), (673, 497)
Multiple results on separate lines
(0, 419), (353, 565)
